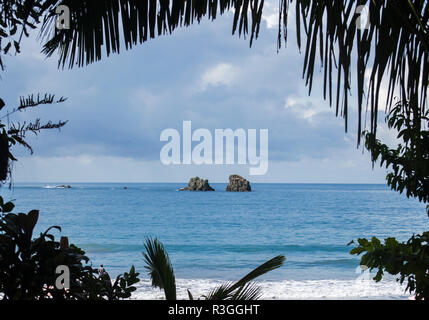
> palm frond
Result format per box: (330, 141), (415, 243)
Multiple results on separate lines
(142, 237), (176, 300)
(203, 282), (234, 300)
(229, 254), (285, 291)
(187, 289), (194, 300)
(40, 0), (265, 69)
(281, 0), (429, 144)
(231, 282), (262, 300)
(204, 255), (285, 300)
(206, 282), (262, 300)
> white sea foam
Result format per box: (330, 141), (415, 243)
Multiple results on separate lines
(129, 278), (412, 300)
(0, 279), (411, 300)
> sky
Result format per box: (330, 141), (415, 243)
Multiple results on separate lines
(0, 2), (394, 183)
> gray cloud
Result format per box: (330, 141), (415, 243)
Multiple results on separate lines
(1, 10), (386, 182)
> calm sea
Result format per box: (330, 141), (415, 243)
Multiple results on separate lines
(1, 183), (427, 299)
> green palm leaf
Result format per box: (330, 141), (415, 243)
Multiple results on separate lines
(142, 237), (176, 300)
(204, 255), (285, 300)
(231, 282), (262, 300)
(40, 0), (264, 69)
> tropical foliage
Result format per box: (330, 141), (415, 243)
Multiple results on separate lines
(349, 101), (429, 300)
(350, 233), (429, 300)
(0, 197), (140, 300)
(364, 101), (429, 206)
(0, 95), (67, 182)
(1, 1), (69, 182)
(0, 0), (59, 70)
(143, 237), (285, 300)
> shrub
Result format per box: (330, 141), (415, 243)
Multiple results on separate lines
(0, 197), (139, 300)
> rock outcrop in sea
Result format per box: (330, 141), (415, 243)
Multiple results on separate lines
(226, 174), (251, 192)
(179, 177), (215, 191)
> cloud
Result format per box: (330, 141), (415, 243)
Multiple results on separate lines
(200, 63), (238, 90)
(284, 95), (335, 122)
(262, 1), (279, 29)
(129, 87), (162, 114)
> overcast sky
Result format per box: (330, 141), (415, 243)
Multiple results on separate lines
(1, 2), (393, 183)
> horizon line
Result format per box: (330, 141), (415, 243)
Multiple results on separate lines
(10, 181), (387, 185)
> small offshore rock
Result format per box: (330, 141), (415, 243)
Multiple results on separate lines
(226, 174), (251, 192)
(180, 177), (215, 191)
(56, 185), (72, 189)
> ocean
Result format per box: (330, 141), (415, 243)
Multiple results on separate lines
(1, 183), (427, 299)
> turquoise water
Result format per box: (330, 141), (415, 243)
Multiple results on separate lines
(1, 183), (428, 299)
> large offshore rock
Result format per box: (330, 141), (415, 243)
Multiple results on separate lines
(226, 174), (251, 192)
(179, 177), (215, 191)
